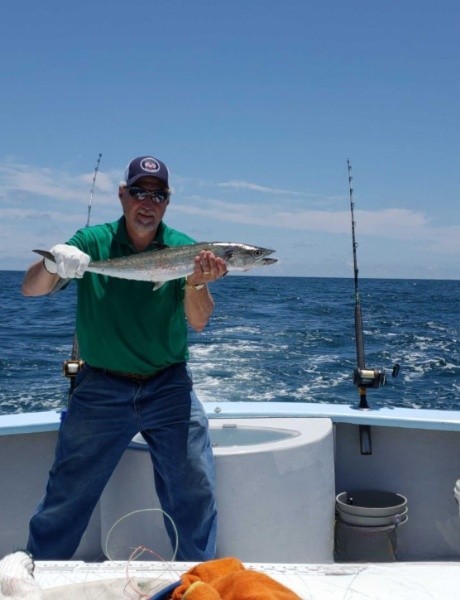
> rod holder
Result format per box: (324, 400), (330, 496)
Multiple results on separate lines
(359, 424), (372, 455)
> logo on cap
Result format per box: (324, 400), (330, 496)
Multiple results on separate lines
(140, 157), (160, 173)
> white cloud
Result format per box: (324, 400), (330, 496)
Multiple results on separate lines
(0, 162), (117, 206)
(217, 179), (312, 196)
(171, 197), (459, 255)
(174, 197), (421, 235)
(0, 207), (86, 223)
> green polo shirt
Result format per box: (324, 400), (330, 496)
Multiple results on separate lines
(67, 218), (196, 374)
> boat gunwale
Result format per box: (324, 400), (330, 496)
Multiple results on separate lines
(2, 401), (460, 436)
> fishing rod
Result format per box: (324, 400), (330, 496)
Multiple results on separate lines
(346, 160), (399, 454)
(63, 153), (102, 393)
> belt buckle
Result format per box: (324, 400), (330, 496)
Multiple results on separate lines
(130, 372), (149, 381)
(105, 368), (161, 381)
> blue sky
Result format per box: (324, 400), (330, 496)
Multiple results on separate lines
(0, 1), (458, 279)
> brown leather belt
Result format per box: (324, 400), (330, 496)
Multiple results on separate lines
(104, 369), (164, 381)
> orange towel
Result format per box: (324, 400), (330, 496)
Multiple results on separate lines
(171, 557), (301, 600)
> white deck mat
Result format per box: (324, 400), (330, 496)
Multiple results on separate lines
(35, 561), (177, 599)
(35, 560), (460, 599)
(41, 578), (172, 599)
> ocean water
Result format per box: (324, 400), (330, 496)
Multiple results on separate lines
(0, 272), (458, 415)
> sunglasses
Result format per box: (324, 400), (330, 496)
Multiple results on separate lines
(127, 187), (169, 203)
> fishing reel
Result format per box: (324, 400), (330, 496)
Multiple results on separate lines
(353, 364), (400, 389)
(353, 367), (385, 389)
(63, 359), (85, 378)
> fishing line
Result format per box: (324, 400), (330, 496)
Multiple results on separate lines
(104, 507), (179, 563)
(86, 153), (102, 228)
(123, 545), (182, 600)
(341, 563), (430, 600)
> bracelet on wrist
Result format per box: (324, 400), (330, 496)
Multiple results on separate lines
(186, 280), (206, 290)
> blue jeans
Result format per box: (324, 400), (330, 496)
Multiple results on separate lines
(27, 362), (217, 561)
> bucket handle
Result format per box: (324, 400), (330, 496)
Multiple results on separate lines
(394, 513), (408, 527)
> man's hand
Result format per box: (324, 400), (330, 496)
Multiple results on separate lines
(186, 250), (228, 287)
(44, 244), (90, 279)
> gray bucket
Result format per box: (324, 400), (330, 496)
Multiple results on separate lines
(335, 490), (408, 562)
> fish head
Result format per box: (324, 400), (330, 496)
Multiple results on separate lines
(219, 244), (276, 270)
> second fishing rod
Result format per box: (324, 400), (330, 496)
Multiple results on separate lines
(346, 160), (399, 454)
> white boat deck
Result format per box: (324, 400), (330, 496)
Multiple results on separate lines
(35, 560), (460, 599)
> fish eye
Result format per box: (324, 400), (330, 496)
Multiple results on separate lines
(254, 249), (262, 257)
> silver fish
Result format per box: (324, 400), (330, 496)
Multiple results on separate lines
(34, 242), (277, 290)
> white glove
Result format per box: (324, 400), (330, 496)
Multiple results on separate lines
(44, 244), (90, 279)
(0, 551), (43, 599)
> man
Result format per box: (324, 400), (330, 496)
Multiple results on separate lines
(22, 155), (226, 561)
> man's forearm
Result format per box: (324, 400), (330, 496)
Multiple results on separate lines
(184, 284), (215, 332)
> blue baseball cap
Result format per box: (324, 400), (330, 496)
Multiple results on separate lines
(124, 156), (170, 187)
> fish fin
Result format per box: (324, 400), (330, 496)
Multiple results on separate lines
(152, 281), (165, 291)
(33, 249), (55, 262)
(47, 278), (70, 295)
